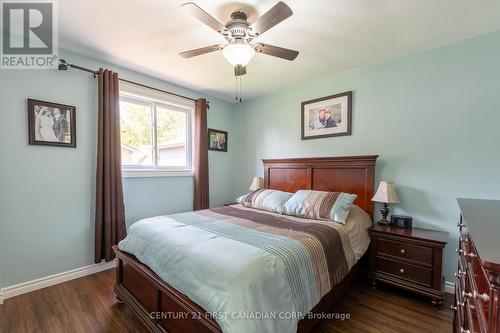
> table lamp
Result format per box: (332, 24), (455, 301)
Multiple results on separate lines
(372, 181), (399, 225)
(249, 176), (263, 191)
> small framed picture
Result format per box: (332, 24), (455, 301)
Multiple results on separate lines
(301, 91), (352, 140)
(390, 215), (413, 229)
(28, 99), (76, 147)
(208, 128), (227, 152)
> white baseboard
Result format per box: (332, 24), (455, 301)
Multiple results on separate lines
(0, 259), (116, 305)
(444, 280), (455, 294)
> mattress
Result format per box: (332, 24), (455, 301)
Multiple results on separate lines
(118, 204), (372, 333)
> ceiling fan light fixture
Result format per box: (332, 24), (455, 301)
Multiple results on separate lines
(222, 39), (255, 67)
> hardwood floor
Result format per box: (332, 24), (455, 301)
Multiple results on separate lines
(0, 269), (453, 333)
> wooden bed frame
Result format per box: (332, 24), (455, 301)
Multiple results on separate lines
(113, 155), (378, 333)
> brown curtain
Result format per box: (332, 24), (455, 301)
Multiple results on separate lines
(94, 68), (126, 263)
(193, 98), (209, 210)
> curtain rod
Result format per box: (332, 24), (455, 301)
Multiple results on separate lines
(58, 59), (200, 104)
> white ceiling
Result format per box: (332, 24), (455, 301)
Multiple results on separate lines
(59, 0), (500, 102)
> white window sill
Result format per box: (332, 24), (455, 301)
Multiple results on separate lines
(122, 170), (194, 178)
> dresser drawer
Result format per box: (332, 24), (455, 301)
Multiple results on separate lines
(376, 256), (432, 287)
(465, 298), (481, 333)
(454, 283), (465, 333)
(465, 261), (490, 333)
(376, 238), (433, 265)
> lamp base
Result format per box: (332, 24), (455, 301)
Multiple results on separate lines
(378, 203), (391, 226)
(376, 219), (391, 225)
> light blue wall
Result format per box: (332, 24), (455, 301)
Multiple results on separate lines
(233, 30), (500, 282)
(0, 50), (237, 288)
(2, 30), (499, 289)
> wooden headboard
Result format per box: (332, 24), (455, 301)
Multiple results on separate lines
(262, 155), (378, 217)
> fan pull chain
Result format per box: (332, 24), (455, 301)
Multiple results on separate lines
(235, 76), (243, 102)
(239, 76), (242, 103)
(235, 76), (238, 101)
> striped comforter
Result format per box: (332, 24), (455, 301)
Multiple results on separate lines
(118, 205), (361, 333)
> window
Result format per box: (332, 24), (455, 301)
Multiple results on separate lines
(119, 82), (194, 177)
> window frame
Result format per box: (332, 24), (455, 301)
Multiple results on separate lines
(119, 84), (194, 178)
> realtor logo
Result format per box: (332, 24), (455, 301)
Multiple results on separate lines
(1, 0), (58, 69)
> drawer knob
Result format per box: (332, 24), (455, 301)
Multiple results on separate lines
(462, 291), (473, 299)
(452, 302), (465, 310)
(400, 249), (406, 254)
(474, 291), (490, 302)
(399, 268), (405, 274)
(465, 252), (476, 258)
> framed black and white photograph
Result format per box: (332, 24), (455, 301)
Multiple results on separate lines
(301, 91), (352, 140)
(28, 99), (76, 147)
(208, 128), (227, 152)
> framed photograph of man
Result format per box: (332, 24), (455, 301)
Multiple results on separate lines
(28, 99), (76, 147)
(301, 91), (352, 140)
(208, 128), (227, 152)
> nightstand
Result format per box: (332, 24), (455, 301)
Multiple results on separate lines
(368, 225), (448, 306)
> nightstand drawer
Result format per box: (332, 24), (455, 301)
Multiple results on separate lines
(376, 238), (433, 265)
(376, 256), (432, 287)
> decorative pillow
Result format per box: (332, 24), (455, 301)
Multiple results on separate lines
(236, 189), (293, 214)
(282, 190), (357, 224)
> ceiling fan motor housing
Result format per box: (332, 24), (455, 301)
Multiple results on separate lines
(226, 11), (250, 38)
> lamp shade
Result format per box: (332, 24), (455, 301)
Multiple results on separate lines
(249, 176), (264, 191)
(372, 181), (399, 203)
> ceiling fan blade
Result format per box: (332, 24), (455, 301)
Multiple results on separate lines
(181, 2), (227, 34)
(254, 43), (298, 61)
(249, 1), (293, 37)
(179, 45), (224, 58)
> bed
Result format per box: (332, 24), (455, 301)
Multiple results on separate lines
(113, 155), (378, 333)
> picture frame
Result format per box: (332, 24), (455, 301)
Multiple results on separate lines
(390, 215), (413, 229)
(208, 128), (227, 152)
(28, 99), (76, 148)
(301, 91), (352, 140)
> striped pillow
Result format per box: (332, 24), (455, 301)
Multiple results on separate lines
(236, 189), (293, 214)
(282, 190), (357, 224)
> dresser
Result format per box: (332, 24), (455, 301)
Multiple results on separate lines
(454, 198), (500, 333)
(368, 225), (448, 305)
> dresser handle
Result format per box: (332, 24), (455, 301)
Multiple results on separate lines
(465, 252), (476, 258)
(455, 270), (466, 278)
(399, 268), (405, 274)
(462, 291), (473, 299)
(400, 249), (406, 254)
(451, 302), (464, 310)
(474, 291), (490, 302)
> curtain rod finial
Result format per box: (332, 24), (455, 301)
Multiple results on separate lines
(58, 58), (68, 71)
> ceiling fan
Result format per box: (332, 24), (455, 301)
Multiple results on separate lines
(179, 1), (299, 76)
